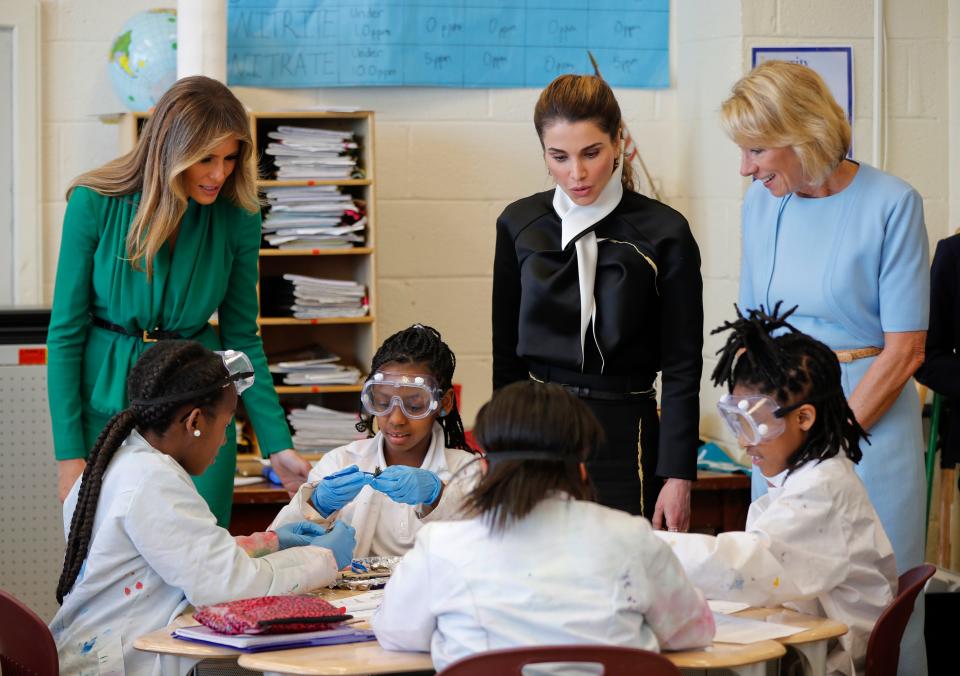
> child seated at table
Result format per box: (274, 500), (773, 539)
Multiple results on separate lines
(270, 324), (479, 558)
(371, 380), (714, 671)
(658, 303), (896, 676)
(50, 341), (355, 676)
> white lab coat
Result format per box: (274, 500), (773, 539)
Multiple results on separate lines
(49, 430), (338, 676)
(371, 494), (715, 672)
(270, 423), (478, 557)
(657, 456), (897, 676)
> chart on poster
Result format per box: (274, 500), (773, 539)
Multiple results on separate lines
(227, 0), (670, 88)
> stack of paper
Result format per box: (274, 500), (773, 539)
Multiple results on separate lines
(269, 349), (362, 387)
(262, 186), (367, 250)
(172, 624), (375, 651)
(288, 405), (366, 453)
(265, 126), (363, 180)
(260, 274), (368, 320)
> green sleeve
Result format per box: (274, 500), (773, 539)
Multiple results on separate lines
(217, 205), (293, 456)
(47, 187), (100, 460)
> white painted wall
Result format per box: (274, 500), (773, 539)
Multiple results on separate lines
(0, 26), (13, 304)
(41, 0), (956, 434)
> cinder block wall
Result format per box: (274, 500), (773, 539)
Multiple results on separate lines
(41, 0), (955, 433)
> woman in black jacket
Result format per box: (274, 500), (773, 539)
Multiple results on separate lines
(492, 74), (703, 528)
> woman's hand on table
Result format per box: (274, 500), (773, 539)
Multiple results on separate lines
(269, 449), (312, 496)
(57, 458), (87, 502)
(652, 478), (692, 532)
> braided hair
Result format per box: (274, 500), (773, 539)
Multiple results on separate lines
(56, 340), (231, 604)
(711, 302), (867, 471)
(356, 324), (472, 451)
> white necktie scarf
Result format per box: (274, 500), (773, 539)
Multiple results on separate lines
(552, 155), (625, 372)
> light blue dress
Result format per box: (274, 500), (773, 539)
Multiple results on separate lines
(739, 162), (929, 675)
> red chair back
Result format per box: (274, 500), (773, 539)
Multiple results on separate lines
(0, 589), (59, 676)
(865, 563), (936, 676)
(438, 645), (681, 676)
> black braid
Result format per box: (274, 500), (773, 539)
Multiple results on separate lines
(355, 324), (473, 452)
(56, 340), (230, 604)
(711, 303), (868, 470)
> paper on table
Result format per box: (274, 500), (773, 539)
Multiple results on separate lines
(172, 624), (375, 651)
(333, 589), (385, 620)
(708, 600), (751, 615)
(712, 613), (805, 644)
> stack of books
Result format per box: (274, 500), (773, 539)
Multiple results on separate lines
(260, 274), (368, 320)
(269, 352), (362, 387)
(261, 186), (366, 250)
(264, 126), (363, 180)
(288, 404), (367, 454)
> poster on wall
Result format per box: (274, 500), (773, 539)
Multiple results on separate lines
(227, 0), (670, 89)
(751, 46), (854, 157)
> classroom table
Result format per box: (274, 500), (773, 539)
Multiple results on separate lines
(735, 607), (848, 676)
(135, 606), (847, 676)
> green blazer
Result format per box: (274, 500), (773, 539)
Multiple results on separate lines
(48, 187), (292, 524)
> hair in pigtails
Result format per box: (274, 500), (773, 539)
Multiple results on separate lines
(355, 324), (473, 452)
(711, 303), (867, 470)
(56, 341), (232, 604)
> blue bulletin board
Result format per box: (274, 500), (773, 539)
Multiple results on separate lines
(227, 0), (670, 88)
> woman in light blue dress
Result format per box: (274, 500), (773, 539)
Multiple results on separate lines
(722, 61), (929, 676)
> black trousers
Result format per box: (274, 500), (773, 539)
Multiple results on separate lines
(581, 395), (662, 517)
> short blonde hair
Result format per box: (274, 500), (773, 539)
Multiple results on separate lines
(721, 61), (850, 187)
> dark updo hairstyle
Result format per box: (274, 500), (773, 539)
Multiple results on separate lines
(355, 324), (471, 452)
(711, 302), (867, 472)
(533, 73), (635, 191)
(469, 380), (604, 533)
(56, 340), (233, 604)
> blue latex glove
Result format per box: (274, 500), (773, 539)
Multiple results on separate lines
(273, 521), (329, 550)
(262, 466), (282, 486)
(310, 465), (372, 517)
(371, 465), (442, 506)
(310, 520), (357, 570)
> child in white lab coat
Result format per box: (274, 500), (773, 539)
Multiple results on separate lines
(372, 380), (715, 671)
(50, 340), (356, 676)
(271, 324), (479, 557)
(658, 303), (897, 676)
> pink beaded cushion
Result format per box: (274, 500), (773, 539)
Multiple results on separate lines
(193, 595), (350, 634)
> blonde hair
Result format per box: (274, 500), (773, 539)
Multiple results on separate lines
(720, 61), (850, 187)
(68, 76), (259, 277)
(534, 74), (636, 192)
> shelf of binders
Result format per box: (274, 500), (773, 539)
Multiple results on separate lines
(252, 111), (377, 410)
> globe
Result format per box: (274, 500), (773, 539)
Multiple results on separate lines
(108, 9), (178, 112)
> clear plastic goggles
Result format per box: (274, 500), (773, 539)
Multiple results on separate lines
(716, 394), (789, 446)
(218, 350), (255, 395)
(360, 372), (442, 420)
(131, 349), (255, 407)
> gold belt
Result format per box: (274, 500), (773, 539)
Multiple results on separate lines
(834, 347), (882, 363)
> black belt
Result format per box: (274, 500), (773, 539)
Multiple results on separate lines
(90, 315), (189, 343)
(528, 361), (656, 402)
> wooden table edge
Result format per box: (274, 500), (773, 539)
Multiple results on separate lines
(664, 639), (786, 669)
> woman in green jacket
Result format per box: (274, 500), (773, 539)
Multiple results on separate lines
(48, 76), (310, 526)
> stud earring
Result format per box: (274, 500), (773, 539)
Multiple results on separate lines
(193, 429), (201, 438)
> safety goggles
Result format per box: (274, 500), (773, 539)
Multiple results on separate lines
(716, 393), (807, 446)
(360, 372), (442, 420)
(132, 349), (255, 406)
(219, 350), (255, 395)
